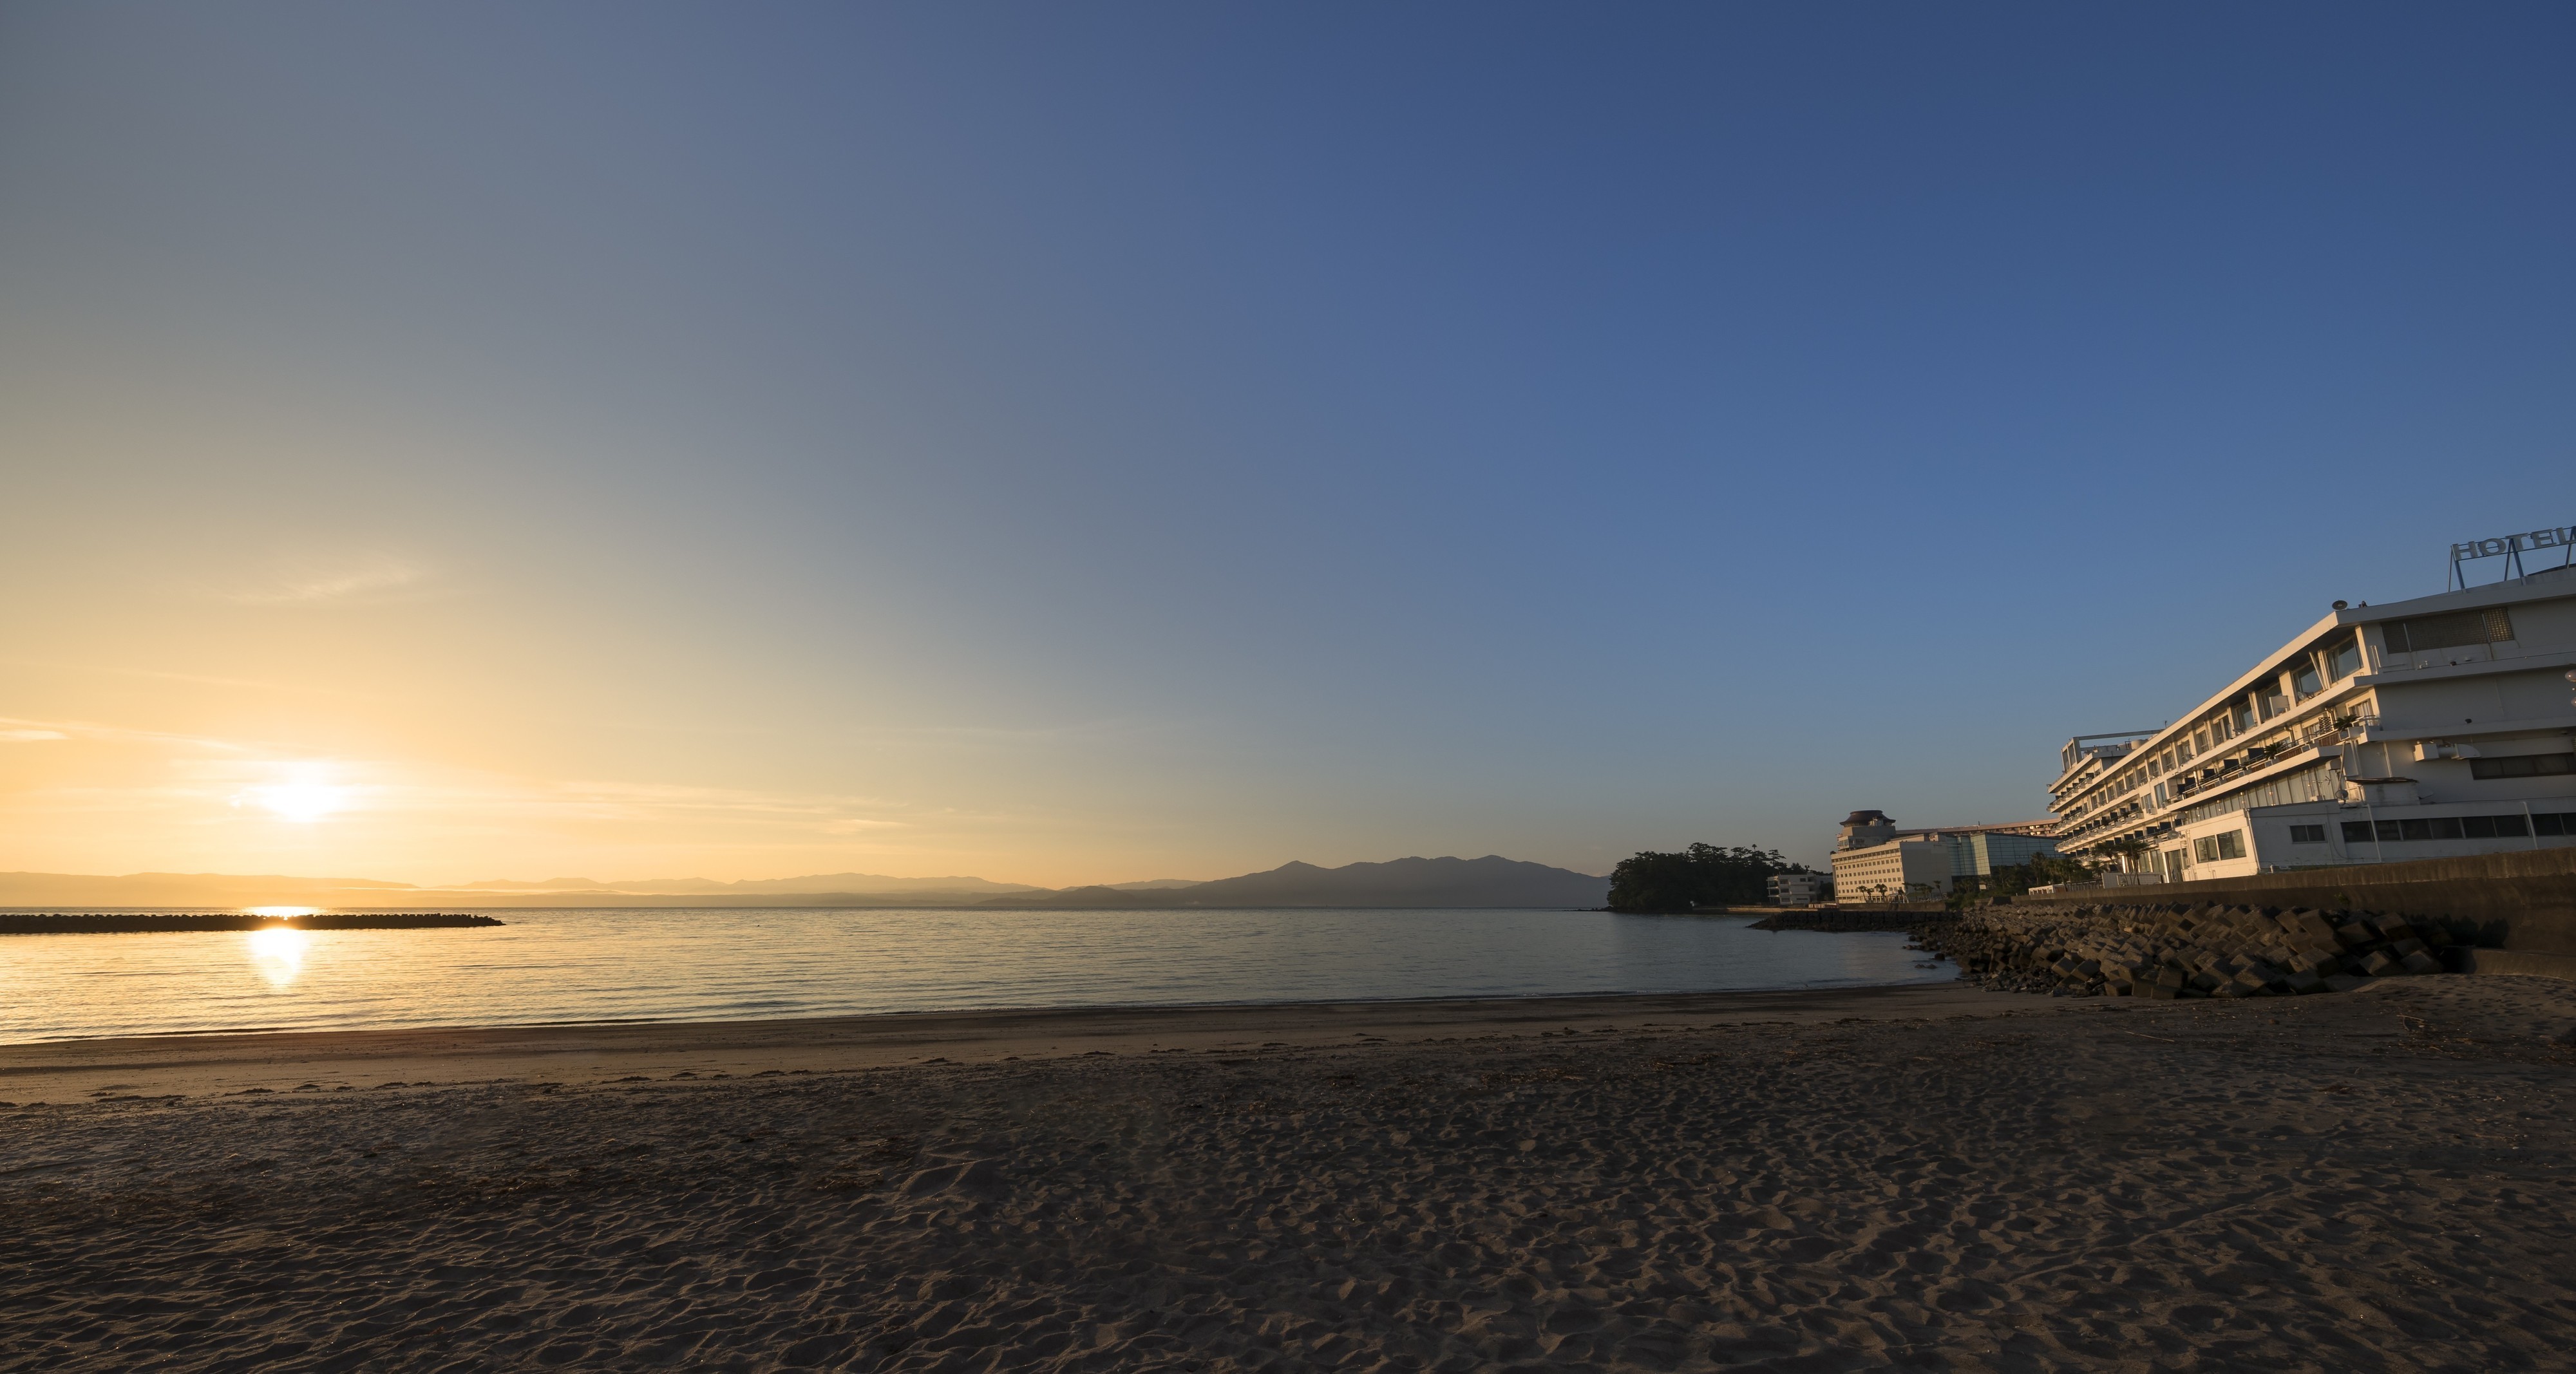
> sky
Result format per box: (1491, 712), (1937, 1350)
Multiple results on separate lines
(2, 3), (2571, 887)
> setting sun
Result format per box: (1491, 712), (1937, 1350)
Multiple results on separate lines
(234, 768), (352, 824)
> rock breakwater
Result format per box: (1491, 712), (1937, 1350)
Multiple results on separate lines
(0, 912), (504, 936)
(1915, 902), (2455, 999)
(1750, 909), (1946, 934)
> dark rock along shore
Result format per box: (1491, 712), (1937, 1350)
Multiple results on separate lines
(1915, 903), (2457, 1000)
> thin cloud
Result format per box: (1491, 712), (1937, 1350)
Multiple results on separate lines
(0, 657), (422, 709)
(578, 715), (1191, 746)
(0, 715), (248, 752)
(207, 554), (431, 606)
(0, 715), (1029, 874)
(0, 717), (930, 834)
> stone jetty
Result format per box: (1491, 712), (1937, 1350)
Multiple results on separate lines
(0, 912), (503, 936)
(1913, 902), (2454, 999)
(1748, 908), (1937, 933)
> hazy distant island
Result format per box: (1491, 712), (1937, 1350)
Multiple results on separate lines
(0, 856), (1610, 912)
(972, 856), (1609, 909)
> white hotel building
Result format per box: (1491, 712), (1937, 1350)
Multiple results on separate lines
(2050, 567), (2576, 882)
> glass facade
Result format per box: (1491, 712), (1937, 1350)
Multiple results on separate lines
(2177, 758), (2345, 827)
(2384, 608), (2514, 654)
(2345, 814), (2546, 842)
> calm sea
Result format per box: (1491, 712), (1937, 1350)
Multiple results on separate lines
(0, 907), (1950, 1044)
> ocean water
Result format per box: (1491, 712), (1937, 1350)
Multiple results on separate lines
(0, 907), (1951, 1043)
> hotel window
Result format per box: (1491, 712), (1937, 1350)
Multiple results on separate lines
(2192, 728), (2211, 755)
(2535, 813), (2576, 836)
(2461, 815), (2531, 838)
(2289, 824), (2326, 843)
(2376, 817), (2467, 842)
(2192, 831), (2246, 862)
(2385, 608), (2514, 654)
(2342, 820), (2374, 843)
(2291, 661), (2322, 698)
(2326, 637), (2362, 679)
(2470, 753), (2576, 780)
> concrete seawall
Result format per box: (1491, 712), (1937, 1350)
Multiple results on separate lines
(2014, 847), (2576, 957)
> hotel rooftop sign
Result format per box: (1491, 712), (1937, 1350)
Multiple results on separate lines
(2450, 525), (2575, 590)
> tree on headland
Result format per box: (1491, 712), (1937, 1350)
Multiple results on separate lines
(1606, 843), (1806, 913)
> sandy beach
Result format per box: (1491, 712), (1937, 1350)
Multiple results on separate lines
(6, 976), (2575, 1371)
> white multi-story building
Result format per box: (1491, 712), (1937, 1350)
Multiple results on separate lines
(1828, 809), (2063, 899)
(2050, 568), (2576, 882)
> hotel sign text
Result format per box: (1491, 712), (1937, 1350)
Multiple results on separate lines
(2454, 526), (2575, 560)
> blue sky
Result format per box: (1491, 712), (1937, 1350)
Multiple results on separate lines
(1, 3), (2569, 882)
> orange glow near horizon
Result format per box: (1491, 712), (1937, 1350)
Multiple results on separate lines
(0, 713), (1277, 890)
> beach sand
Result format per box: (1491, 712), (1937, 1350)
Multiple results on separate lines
(4, 976), (2573, 1371)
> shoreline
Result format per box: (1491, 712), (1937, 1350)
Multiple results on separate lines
(0, 980), (2025, 1102)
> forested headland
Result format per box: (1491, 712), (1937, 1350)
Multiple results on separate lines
(1604, 844), (1810, 914)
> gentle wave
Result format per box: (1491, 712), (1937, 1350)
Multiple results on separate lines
(0, 907), (1951, 1042)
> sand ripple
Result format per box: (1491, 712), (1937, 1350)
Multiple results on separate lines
(5, 977), (2574, 1371)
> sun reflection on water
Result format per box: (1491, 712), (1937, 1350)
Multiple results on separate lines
(247, 925), (307, 988)
(5, 908), (1958, 1044)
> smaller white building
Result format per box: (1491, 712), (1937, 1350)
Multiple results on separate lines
(1828, 810), (2063, 899)
(1765, 871), (1830, 907)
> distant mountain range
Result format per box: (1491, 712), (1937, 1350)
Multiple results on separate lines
(453, 872), (1044, 896)
(974, 857), (1608, 909)
(0, 856), (1607, 910)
